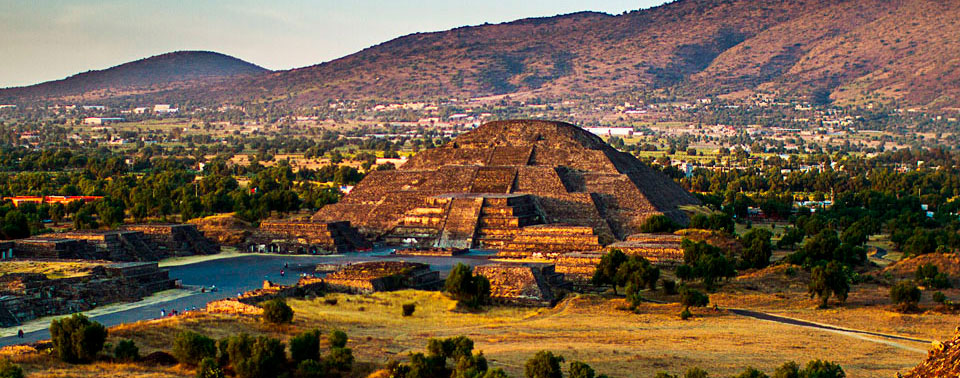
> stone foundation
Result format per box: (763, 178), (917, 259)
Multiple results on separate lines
(473, 263), (568, 306)
(122, 224), (220, 257)
(323, 261), (441, 294)
(245, 220), (371, 254)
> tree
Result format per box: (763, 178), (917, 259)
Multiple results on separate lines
(329, 329), (348, 348)
(773, 361), (800, 378)
(0, 210), (30, 239)
(777, 227), (804, 249)
(735, 367), (769, 378)
(808, 262), (850, 308)
(524, 351), (564, 378)
(592, 249), (627, 294)
(890, 281), (921, 311)
(915, 264), (952, 289)
(680, 287), (709, 308)
(799, 360), (844, 377)
(740, 228), (773, 269)
(49, 313), (108, 363)
(640, 215), (679, 233)
(684, 367), (709, 378)
(445, 263), (491, 309)
(0, 359), (24, 378)
(262, 298), (294, 324)
(289, 329), (321, 364)
(569, 361), (595, 378)
(173, 331), (217, 366)
(225, 334), (287, 378)
(327, 345), (355, 372)
(114, 339), (139, 362)
(678, 239), (736, 288)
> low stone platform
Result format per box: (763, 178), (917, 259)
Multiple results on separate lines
(122, 223), (220, 257)
(15, 230), (160, 261)
(392, 247), (468, 257)
(323, 261), (441, 294)
(474, 263), (568, 306)
(608, 233), (684, 266)
(495, 224), (603, 259)
(246, 220), (371, 254)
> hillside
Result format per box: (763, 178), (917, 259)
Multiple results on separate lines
(5, 0), (960, 108)
(0, 51), (267, 104)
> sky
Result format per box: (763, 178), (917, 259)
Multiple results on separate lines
(0, 0), (671, 88)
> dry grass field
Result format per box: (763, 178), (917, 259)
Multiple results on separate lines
(0, 260), (103, 279)
(3, 288), (942, 377)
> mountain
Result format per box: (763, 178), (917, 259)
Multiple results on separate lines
(6, 0), (960, 108)
(0, 51), (267, 104)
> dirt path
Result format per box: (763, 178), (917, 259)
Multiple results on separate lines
(728, 308), (930, 353)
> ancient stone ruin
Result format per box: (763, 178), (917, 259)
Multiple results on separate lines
(607, 233), (685, 265)
(121, 223), (220, 257)
(473, 263), (569, 306)
(313, 120), (698, 253)
(0, 262), (175, 327)
(323, 261), (441, 294)
(245, 219), (371, 254)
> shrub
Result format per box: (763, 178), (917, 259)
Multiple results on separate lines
(49, 313), (108, 363)
(735, 367), (769, 378)
(772, 361), (799, 378)
(402, 303), (416, 317)
(524, 350), (564, 378)
(639, 215), (679, 233)
(915, 264), (953, 289)
(173, 331), (216, 366)
(295, 359), (330, 378)
(226, 334), (287, 378)
(262, 298), (294, 324)
(808, 262), (850, 308)
(680, 307), (692, 320)
(324, 298), (338, 305)
(890, 281), (922, 310)
(329, 329), (348, 349)
(197, 357), (225, 378)
(289, 329), (321, 364)
(327, 347), (354, 372)
(933, 291), (947, 304)
(114, 339), (139, 362)
(799, 360), (844, 378)
(680, 287), (709, 308)
(684, 367), (709, 378)
(569, 361), (595, 378)
(0, 359), (24, 378)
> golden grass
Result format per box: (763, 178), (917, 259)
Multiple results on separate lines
(0, 260), (102, 279)
(6, 287), (947, 377)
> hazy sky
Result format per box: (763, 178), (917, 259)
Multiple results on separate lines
(0, 1), (671, 88)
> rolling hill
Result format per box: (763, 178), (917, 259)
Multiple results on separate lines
(0, 51), (267, 104)
(5, 0), (960, 109)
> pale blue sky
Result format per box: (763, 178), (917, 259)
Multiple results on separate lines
(0, 1), (671, 88)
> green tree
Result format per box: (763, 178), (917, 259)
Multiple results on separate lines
(445, 263), (491, 309)
(773, 361), (799, 378)
(49, 313), (108, 363)
(261, 298), (294, 324)
(740, 228), (773, 269)
(684, 367), (709, 378)
(640, 215), (679, 233)
(680, 286), (710, 308)
(592, 249), (627, 294)
(289, 329), (321, 364)
(524, 351), (564, 378)
(890, 281), (921, 311)
(735, 367), (769, 378)
(569, 361), (595, 378)
(225, 334), (287, 378)
(808, 262), (850, 308)
(799, 360), (844, 377)
(113, 339), (139, 362)
(173, 331), (217, 366)
(329, 329), (348, 348)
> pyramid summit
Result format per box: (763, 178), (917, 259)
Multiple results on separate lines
(314, 119), (699, 249)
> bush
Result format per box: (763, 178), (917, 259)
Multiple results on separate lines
(680, 287), (709, 308)
(684, 367), (709, 378)
(49, 313), (108, 363)
(114, 339), (139, 362)
(262, 298), (294, 324)
(525, 350), (564, 378)
(569, 361), (595, 378)
(679, 307), (692, 320)
(225, 334), (287, 378)
(915, 264), (953, 289)
(0, 359), (24, 378)
(639, 215), (679, 233)
(808, 262), (850, 308)
(295, 359), (330, 378)
(799, 360), (844, 378)
(173, 331), (217, 366)
(402, 303), (416, 317)
(933, 291), (947, 304)
(445, 263), (491, 309)
(735, 367), (769, 378)
(773, 361), (799, 378)
(327, 347), (354, 372)
(324, 298), (338, 305)
(329, 329), (348, 348)
(289, 329), (321, 364)
(197, 357), (225, 378)
(890, 281), (922, 310)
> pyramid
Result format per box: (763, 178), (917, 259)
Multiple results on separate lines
(313, 120), (699, 249)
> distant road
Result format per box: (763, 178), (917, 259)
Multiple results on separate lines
(728, 308), (931, 353)
(0, 251), (490, 347)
